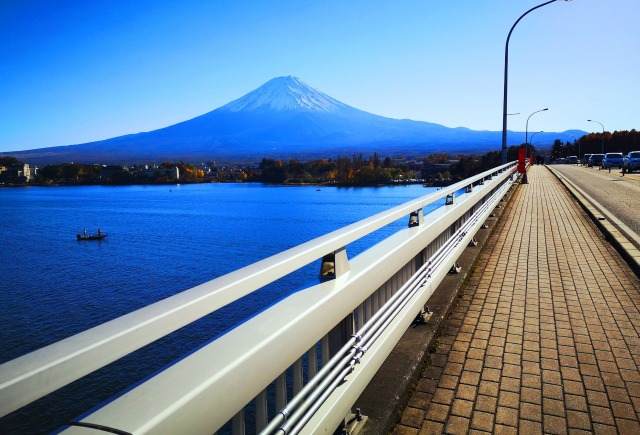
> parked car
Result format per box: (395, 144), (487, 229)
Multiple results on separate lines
(567, 156), (579, 164)
(588, 154), (604, 167)
(602, 153), (624, 169)
(582, 154), (592, 165)
(623, 151), (640, 173)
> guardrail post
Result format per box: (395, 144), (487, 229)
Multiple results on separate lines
(320, 247), (350, 280)
(446, 193), (455, 205)
(408, 209), (424, 227)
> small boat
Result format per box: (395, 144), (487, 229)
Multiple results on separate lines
(77, 230), (107, 241)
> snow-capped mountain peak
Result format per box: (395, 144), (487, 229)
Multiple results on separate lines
(219, 76), (351, 113)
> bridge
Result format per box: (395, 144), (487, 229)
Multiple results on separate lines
(1, 163), (639, 434)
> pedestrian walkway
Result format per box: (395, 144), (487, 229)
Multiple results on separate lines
(394, 165), (640, 434)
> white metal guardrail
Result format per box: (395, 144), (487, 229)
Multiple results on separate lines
(0, 162), (517, 434)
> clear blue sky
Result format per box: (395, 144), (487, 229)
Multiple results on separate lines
(1, 0), (638, 153)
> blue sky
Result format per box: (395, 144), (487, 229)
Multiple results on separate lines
(1, 0), (638, 153)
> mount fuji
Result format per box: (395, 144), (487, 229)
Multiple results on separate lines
(5, 76), (584, 164)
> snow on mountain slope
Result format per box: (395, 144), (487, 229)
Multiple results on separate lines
(219, 76), (356, 113)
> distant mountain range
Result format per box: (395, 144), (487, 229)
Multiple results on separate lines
(3, 76), (587, 165)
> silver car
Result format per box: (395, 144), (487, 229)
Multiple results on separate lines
(623, 151), (640, 173)
(602, 153), (624, 169)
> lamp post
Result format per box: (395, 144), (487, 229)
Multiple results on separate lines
(530, 130), (543, 158)
(587, 119), (605, 154)
(569, 134), (580, 162)
(501, 0), (572, 164)
(525, 108), (548, 157)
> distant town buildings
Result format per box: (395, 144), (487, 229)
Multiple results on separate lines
(0, 156), (456, 186)
(0, 163), (33, 183)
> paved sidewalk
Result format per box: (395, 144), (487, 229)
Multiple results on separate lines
(394, 165), (640, 434)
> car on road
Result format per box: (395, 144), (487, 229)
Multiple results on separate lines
(582, 154), (592, 165)
(602, 153), (624, 169)
(568, 156), (579, 164)
(588, 154), (604, 167)
(623, 151), (640, 173)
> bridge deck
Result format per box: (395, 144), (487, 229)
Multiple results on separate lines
(394, 165), (640, 434)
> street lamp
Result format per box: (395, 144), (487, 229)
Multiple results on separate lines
(526, 108), (548, 157)
(569, 134), (580, 162)
(587, 119), (605, 154)
(530, 130), (543, 157)
(501, 0), (572, 164)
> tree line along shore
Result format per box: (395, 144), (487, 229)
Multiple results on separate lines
(2, 130), (637, 187)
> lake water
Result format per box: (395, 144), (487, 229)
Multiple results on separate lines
(0, 182), (438, 434)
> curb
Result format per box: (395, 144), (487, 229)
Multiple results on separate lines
(352, 180), (521, 435)
(547, 165), (640, 278)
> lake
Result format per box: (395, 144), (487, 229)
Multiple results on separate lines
(0, 182), (439, 434)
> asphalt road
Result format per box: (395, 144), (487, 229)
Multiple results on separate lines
(549, 163), (640, 248)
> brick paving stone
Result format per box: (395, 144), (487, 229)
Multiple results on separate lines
(393, 425), (419, 435)
(519, 419), (543, 434)
(470, 411), (494, 432)
(459, 371), (481, 387)
(583, 375), (606, 392)
(566, 410), (591, 430)
(392, 166), (640, 435)
(498, 391), (519, 409)
(438, 374), (459, 390)
(400, 407), (424, 428)
(481, 367), (501, 382)
(615, 418), (640, 434)
(408, 391), (432, 409)
(444, 416), (470, 435)
(500, 377), (520, 393)
(592, 423), (617, 434)
(521, 402), (542, 422)
(417, 420), (443, 435)
(564, 394), (588, 412)
(495, 406), (518, 427)
(493, 424), (518, 434)
(563, 380), (585, 396)
(606, 386), (632, 404)
(542, 369), (562, 386)
(416, 378), (438, 394)
(424, 403), (449, 423)
(431, 387), (454, 405)
(475, 394), (497, 414)
(456, 384), (477, 402)
(544, 398), (566, 417)
(521, 387), (542, 405)
(543, 383), (564, 401)
(611, 401), (637, 420)
(543, 415), (567, 435)
(450, 398), (474, 418)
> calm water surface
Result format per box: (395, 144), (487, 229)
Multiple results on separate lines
(0, 183), (438, 433)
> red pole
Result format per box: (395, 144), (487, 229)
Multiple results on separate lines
(518, 145), (528, 184)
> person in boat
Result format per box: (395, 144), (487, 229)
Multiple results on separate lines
(98, 228), (101, 236)
(83, 229), (87, 236)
